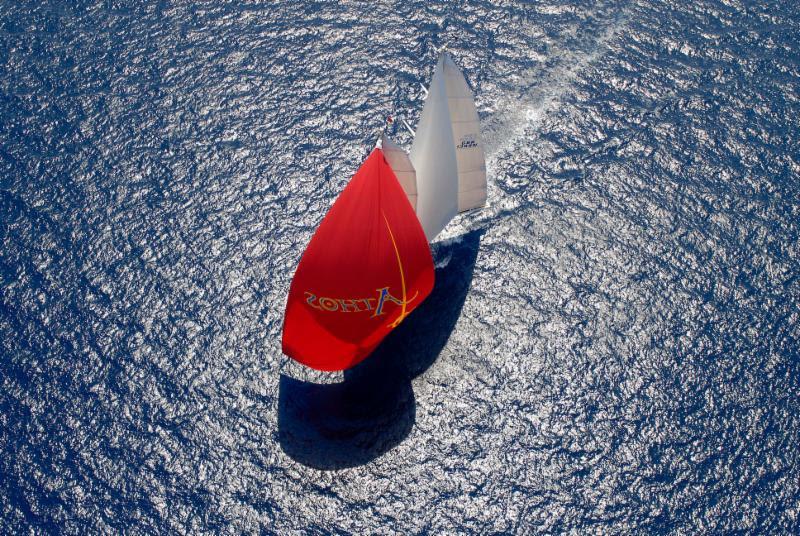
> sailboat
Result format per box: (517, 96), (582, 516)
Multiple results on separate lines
(282, 51), (485, 371)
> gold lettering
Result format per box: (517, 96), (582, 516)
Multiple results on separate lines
(318, 297), (338, 311)
(305, 292), (322, 310)
(338, 299), (360, 312)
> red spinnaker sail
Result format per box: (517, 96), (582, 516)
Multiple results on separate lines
(282, 148), (434, 371)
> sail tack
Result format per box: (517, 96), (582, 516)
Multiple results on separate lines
(282, 149), (434, 371)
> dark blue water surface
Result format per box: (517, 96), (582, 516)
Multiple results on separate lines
(2, 0), (799, 533)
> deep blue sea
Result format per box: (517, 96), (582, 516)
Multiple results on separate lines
(2, 0), (799, 533)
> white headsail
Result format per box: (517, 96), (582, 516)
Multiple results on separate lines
(410, 55), (459, 241)
(441, 52), (487, 212)
(380, 134), (417, 211)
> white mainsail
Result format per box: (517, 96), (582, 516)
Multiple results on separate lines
(410, 55), (459, 241)
(441, 52), (487, 212)
(380, 133), (417, 211)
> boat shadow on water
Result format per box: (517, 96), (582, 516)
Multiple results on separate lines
(278, 229), (484, 470)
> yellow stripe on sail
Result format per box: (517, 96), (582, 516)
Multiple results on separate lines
(382, 212), (417, 328)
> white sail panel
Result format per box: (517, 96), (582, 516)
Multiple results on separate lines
(410, 56), (458, 241)
(380, 134), (417, 211)
(442, 52), (487, 212)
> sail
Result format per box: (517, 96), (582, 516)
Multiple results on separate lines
(441, 52), (487, 212)
(282, 149), (435, 371)
(410, 55), (459, 241)
(380, 134), (417, 211)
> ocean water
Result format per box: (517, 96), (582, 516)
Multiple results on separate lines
(2, 0), (799, 533)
